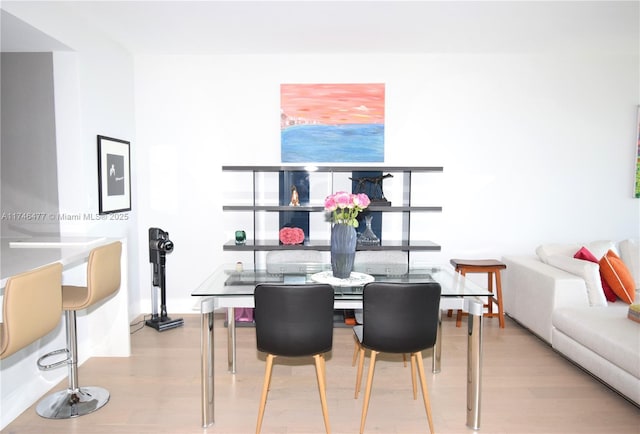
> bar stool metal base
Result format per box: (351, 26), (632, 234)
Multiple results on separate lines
(36, 386), (110, 419)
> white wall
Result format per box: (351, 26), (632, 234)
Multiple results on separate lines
(134, 50), (640, 313)
(1, 52), (60, 237)
(2, 3), (140, 315)
(54, 48), (140, 313)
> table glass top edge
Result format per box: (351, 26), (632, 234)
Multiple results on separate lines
(192, 264), (492, 298)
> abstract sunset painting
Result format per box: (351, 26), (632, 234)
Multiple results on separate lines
(281, 83), (385, 163)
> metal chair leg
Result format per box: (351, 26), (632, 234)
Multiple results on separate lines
(36, 310), (110, 419)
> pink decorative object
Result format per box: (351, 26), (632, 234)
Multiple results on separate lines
(574, 246), (617, 302)
(279, 227), (305, 245)
(234, 308), (254, 322)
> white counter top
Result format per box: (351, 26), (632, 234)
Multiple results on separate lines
(8, 236), (107, 248)
(1, 236), (112, 288)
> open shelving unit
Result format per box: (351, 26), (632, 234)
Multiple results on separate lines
(221, 165), (443, 266)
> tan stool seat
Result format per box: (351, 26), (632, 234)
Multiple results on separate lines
(449, 258), (506, 328)
(61, 285), (93, 309)
(36, 241), (122, 419)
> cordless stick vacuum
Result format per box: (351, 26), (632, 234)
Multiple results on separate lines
(145, 227), (184, 331)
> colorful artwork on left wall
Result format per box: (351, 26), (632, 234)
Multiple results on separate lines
(280, 83), (385, 163)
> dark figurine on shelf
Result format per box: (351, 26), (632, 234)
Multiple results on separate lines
(289, 185), (300, 206)
(350, 173), (393, 206)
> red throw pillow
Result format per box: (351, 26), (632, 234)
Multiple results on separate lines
(574, 247), (617, 302)
(599, 250), (636, 304)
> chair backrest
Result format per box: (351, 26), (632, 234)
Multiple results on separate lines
(361, 282), (441, 354)
(0, 262), (63, 359)
(254, 283), (334, 357)
(353, 251), (408, 275)
(265, 250), (323, 274)
(85, 241), (122, 307)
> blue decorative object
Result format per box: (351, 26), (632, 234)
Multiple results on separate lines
(331, 223), (357, 279)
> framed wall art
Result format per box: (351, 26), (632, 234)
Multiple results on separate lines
(97, 135), (131, 214)
(280, 83), (385, 163)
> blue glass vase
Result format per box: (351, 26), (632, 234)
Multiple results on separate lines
(331, 223), (357, 279)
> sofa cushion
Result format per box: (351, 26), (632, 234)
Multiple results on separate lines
(585, 240), (618, 260)
(536, 240), (616, 264)
(546, 254), (608, 307)
(573, 246), (617, 302)
(600, 250), (636, 304)
(552, 304), (640, 379)
(536, 244), (581, 263)
(619, 239), (640, 288)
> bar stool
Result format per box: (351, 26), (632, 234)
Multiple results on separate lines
(0, 263), (63, 360)
(36, 241), (122, 419)
(448, 259), (507, 328)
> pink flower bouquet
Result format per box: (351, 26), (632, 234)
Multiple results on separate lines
(279, 227), (305, 245)
(324, 191), (370, 228)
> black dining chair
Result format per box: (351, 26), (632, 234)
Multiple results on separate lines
(254, 283), (334, 434)
(353, 281), (441, 434)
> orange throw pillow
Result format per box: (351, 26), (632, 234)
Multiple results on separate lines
(599, 250), (636, 304)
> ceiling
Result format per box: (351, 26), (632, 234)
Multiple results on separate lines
(1, 9), (72, 52)
(1, 1), (638, 55)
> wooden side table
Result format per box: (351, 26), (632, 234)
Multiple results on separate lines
(448, 259), (507, 328)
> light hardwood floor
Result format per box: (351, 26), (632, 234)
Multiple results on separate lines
(3, 313), (639, 434)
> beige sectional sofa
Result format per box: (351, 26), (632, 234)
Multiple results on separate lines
(502, 239), (639, 406)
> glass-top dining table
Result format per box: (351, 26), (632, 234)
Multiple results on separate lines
(192, 264), (491, 430)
